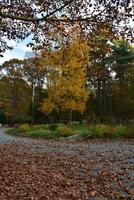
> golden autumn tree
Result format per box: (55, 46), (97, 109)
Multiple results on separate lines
(40, 39), (90, 117)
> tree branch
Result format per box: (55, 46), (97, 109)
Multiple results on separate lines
(0, 0), (112, 24)
(44, 0), (74, 19)
(0, 0), (74, 22)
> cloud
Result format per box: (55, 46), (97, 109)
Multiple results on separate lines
(0, 38), (32, 65)
(0, 49), (23, 65)
(16, 45), (32, 52)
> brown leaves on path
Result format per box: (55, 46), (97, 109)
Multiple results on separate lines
(0, 140), (133, 200)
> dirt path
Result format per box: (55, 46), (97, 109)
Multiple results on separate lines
(0, 127), (134, 200)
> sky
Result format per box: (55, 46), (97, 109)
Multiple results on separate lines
(0, 37), (32, 65)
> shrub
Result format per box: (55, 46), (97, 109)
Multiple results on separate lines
(58, 126), (73, 137)
(31, 124), (49, 130)
(69, 124), (87, 131)
(90, 124), (110, 138)
(70, 121), (80, 125)
(125, 125), (134, 138)
(48, 124), (58, 131)
(22, 116), (34, 124)
(19, 124), (32, 132)
(80, 129), (93, 140)
(113, 124), (126, 138)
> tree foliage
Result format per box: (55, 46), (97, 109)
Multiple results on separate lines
(0, 0), (133, 55)
(110, 41), (134, 120)
(0, 38), (134, 124)
(41, 40), (89, 114)
(0, 59), (30, 119)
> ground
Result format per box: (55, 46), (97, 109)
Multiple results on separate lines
(0, 127), (134, 200)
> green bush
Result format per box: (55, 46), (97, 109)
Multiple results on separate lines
(90, 124), (110, 138)
(69, 124), (88, 131)
(80, 129), (92, 140)
(113, 124), (126, 138)
(19, 124), (32, 132)
(125, 125), (134, 138)
(31, 124), (49, 130)
(48, 124), (58, 131)
(58, 125), (73, 137)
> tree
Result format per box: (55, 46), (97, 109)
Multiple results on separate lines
(0, 76), (30, 120)
(0, 59), (30, 121)
(0, 109), (7, 124)
(0, 0), (133, 55)
(22, 52), (47, 119)
(111, 40), (134, 81)
(87, 25), (114, 121)
(110, 41), (134, 121)
(41, 39), (89, 119)
(86, 33), (134, 123)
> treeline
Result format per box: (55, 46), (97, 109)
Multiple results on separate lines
(0, 37), (134, 125)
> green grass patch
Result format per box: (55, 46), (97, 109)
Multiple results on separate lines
(5, 127), (27, 136)
(29, 129), (60, 139)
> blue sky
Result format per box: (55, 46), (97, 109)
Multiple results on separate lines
(0, 37), (32, 65)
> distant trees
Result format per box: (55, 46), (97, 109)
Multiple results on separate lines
(0, 109), (6, 125)
(0, 59), (31, 123)
(0, 56), (49, 124)
(23, 53), (47, 117)
(87, 25), (114, 119)
(0, 38), (134, 124)
(86, 39), (134, 123)
(110, 41), (134, 121)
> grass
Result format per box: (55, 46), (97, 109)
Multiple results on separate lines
(6, 127), (59, 139)
(6, 128), (25, 136)
(30, 130), (60, 139)
(6, 123), (134, 140)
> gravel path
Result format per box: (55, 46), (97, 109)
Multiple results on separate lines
(0, 127), (134, 200)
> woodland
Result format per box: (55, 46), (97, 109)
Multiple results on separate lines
(0, 0), (134, 126)
(0, 1), (134, 200)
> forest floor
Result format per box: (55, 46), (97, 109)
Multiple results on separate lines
(0, 127), (134, 200)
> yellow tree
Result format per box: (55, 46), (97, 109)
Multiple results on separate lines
(41, 39), (90, 118)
